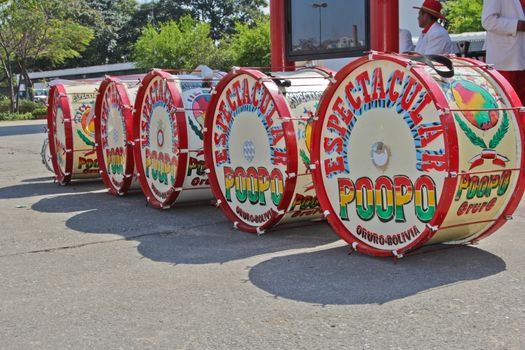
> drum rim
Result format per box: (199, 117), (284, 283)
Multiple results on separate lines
(132, 69), (189, 209)
(311, 53), (460, 256)
(203, 68), (299, 233)
(451, 57), (525, 244)
(47, 84), (74, 185)
(95, 77), (135, 196)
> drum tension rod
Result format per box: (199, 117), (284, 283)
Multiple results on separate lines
(348, 242), (359, 255)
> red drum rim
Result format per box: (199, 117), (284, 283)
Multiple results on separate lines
(452, 57), (525, 243)
(203, 68), (299, 233)
(47, 84), (74, 185)
(94, 77), (135, 195)
(132, 69), (189, 209)
(311, 53), (460, 256)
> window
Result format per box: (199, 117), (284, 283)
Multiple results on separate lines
(285, 0), (370, 60)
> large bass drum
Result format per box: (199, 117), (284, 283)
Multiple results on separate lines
(133, 68), (223, 208)
(204, 67), (334, 233)
(311, 53), (525, 257)
(94, 75), (143, 195)
(47, 80), (101, 184)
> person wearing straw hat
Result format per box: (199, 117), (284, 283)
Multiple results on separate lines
(413, 0), (453, 55)
(482, 0), (525, 104)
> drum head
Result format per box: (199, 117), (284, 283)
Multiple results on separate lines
(47, 85), (73, 184)
(95, 78), (135, 195)
(133, 70), (188, 208)
(312, 54), (458, 256)
(204, 69), (298, 233)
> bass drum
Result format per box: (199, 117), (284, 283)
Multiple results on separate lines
(47, 80), (101, 184)
(94, 75), (143, 195)
(311, 54), (525, 257)
(204, 67), (333, 233)
(133, 68), (224, 209)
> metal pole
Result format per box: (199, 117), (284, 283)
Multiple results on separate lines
(370, 0), (399, 52)
(270, 0), (295, 71)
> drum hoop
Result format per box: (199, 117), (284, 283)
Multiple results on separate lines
(203, 68), (300, 233)
(452, 57), (525, 243)
(47, 84), (74, 185)
(95, 78), (135, 195)
(311, 53), (459, 256)
(132, 70), (189, 208)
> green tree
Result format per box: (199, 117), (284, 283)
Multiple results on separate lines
(63, 0), (137, 66)
(0, 0), (93, 110)
(224, 15), (270, 68)
(189, 0), (268, 40)
(443, 0), (483, 34)
(133, 15), (221, 70)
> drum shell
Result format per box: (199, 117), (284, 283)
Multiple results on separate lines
(95, 77), (142, 195)
(47, 82), (101, 184)
(311, 54), (525, 256)
(133, 70), (219, 208)
(204, 68), (332, 233)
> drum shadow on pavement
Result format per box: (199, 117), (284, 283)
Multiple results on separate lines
(31, 191), (339, 264)
(0, 179), (103, 199)
(248, 245), (506, 305)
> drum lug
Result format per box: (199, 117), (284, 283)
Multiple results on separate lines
(124, 174), (132, 179)
(117, 192), (124, 197)
(309, 163), (318, 170)
(233, 221), (239, 230)
(505, 215), (513, 221)
(205, 168), (211, 174)
(519, 107), (525, 113)
(447, 171), (458, 178)
(177, 149), (189, 155)
(392, 250), (404, 260)
(323, 210), (330, 218)
(215, 199), (222, 207)
(65, 149), (72, 153)
(348, 242), (359, 255)
(256, 227), (265, 235)
(426, 224), (439, 232)
(99, 170), (104, 175)
(286, 172), (296, 179)
(174, 107), (185, 113)
(231, 66), (239, 74)
(63, 119), (71, 123)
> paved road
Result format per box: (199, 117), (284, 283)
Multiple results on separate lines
(1, 120), (524, 349)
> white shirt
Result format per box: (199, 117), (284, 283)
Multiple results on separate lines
(415, 22), (454, 55)
(482, 0), (525, 71)
(399, 29), (415, 53)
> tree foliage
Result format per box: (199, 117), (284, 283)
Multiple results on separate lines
(63, 0), (137, 66)
(224, 15), (270, 68)
(133, 15), (221, 70)
(443, 0), (483, 34)
(0, 0), (93, 109)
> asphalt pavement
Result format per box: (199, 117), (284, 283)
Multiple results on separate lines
(0, 120), (524, 349)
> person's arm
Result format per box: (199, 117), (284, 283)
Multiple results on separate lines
(482, 0), (520, 36)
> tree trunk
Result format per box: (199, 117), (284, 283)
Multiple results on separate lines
(0, 57), (15, 113)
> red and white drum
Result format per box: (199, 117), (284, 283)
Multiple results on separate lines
(204, 67), (334, 233)
(94, 75), (143, 195)
(311, 53), (525, 257)
(47, 80), (101, 184)
(133, 68), (223, 208)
